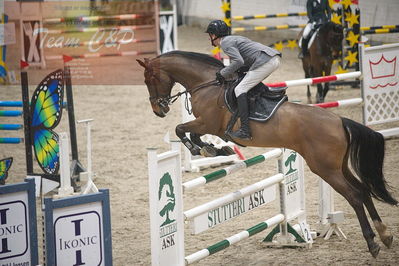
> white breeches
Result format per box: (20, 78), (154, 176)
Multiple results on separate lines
(234, 56), (281, 97)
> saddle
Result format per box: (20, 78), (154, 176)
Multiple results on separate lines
(224, 76), (288, 122)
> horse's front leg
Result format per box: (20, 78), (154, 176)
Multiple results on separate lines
(190, 133), (218, 157)
(175, 123), (201, 156)
(191, 133), (236, 157)
(176, 118), (218, 157)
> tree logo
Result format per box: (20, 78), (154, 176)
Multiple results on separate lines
(158, 172), (176, 227)
(285, 151), (297, 175)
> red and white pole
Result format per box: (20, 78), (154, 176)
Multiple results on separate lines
(266, 71), (361, 88)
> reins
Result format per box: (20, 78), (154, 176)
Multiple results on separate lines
(156, 79), (220, 115)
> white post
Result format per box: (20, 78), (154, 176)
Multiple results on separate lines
(148, 146), (185, 266)
(77, 119), (98, 194)
(57, 132), (74, 197)
(318, 180), (346, 239)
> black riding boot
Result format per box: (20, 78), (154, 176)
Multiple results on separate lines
(229, 93), (252, 140)
(299, 38), (309, 59)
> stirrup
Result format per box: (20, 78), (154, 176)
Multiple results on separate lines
(228, 128), (252, 140)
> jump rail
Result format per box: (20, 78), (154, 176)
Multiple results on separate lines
(362, 28), (399, 35)
(0, 110), (23, 116)
(45, 51), (155, 61)
(232, 24), (305, 33)
(311, 98), (363, 108)
(0, 124), (23, 130)
(0, 137), (23, 144)
(43, 39), (156, 48)
(185, 214), (285, 264)
(183, 149), (282, 190)
(233, 12), (307, 20)
(265, 71), (361, 88)
(45, 25), (154, 35)
(0, 101), (67, 108)
(43, 13), (151, 24)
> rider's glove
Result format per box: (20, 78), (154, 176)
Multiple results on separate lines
(216, 71), (225, 84)
(237, 66), (250, 77)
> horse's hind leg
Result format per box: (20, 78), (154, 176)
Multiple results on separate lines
(316, 84), (324, 103)
(316, 169), (381, 257)
(364, 195), (394, 248)
(343, 164), (394, 249)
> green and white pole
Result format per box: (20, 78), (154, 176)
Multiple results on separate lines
(183, 148), (282, 191)
(185, 214), (285, 265)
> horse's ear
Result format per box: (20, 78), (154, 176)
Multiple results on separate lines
(137, 59), (147, 69)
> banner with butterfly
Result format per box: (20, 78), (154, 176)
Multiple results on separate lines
(30, 69), (65, 176)
(0, 157), (13, 185)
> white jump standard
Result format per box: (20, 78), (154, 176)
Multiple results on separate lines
(148, 142), (312, 266)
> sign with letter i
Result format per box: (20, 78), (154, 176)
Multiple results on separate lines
(44, 189), (113, 265)
(0, 179), (38, 265)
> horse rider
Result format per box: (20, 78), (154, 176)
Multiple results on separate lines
(206, 20), (282, 141)
(299, 0), (332, 58)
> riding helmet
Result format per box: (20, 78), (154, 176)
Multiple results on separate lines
(205, 20), (230, 37)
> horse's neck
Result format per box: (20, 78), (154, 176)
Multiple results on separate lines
(317, 29), (331, 56)
(161, 57), (217, 91)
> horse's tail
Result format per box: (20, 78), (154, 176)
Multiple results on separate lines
(341, 117), (398, 206)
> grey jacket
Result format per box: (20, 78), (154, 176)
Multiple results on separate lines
(220, 35), (281, 78)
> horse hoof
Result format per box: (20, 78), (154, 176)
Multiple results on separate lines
(382, 235), (393, 249)
(369, 242), (380, 258)
(190, 147), (201, 156)
(217, 146), (235, 156)
(200, 145), (218, 157)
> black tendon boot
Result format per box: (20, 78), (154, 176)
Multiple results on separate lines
(229, 93), (252, 140)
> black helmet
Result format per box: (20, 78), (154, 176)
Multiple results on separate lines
(205, 20), (230, 37)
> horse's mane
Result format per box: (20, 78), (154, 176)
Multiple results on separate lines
(320, 21), (343, 34)
(157, 50), (225, 68)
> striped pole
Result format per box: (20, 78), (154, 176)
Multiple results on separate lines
(0, 101), (67, 108)
(44, 38), (156, 48)
(184, 173), (284, 220)
(311, 98), (363, 108)
(360, 25), (399, 31)
(0, 137), (23, 144)
(233, 12), (307, 20)
(45, 50), (156, 61)
(232, 24), (305, 33)
(0, 110), (23, 116)
(46, 25), (154, 35)
(265, 71), (361, 88)
(0, 124), (23, 130)
(43, 13), (150, 24)
(185, 214), (285, 264)
(182, 149), (282, 191)
(362, 28), (399, 35)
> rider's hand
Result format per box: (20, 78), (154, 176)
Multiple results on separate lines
(216, 71), (225, 84)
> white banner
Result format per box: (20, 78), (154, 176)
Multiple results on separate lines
(0, 23), (16, 46)
(361, 43), (399, 125)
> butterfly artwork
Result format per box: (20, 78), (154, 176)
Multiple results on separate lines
(30, 69), (64, 175)
(0, 157), (13, 185)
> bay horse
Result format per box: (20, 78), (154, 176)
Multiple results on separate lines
(300, 21), (344, 103)
(137, 51), (397, 258)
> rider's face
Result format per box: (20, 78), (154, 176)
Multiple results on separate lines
(209, 34), (220, 47)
